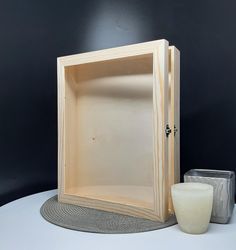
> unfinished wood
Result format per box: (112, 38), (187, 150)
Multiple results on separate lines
(168, 46), (180, 213)
(57, 39), (180, 222)
(64, 55), (155, 211)
(66, 186), (153, 209)
(174, 48), (180, 185)
(152, 42), (169, 220)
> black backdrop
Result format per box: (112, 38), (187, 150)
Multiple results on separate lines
(1, 0), (236, 205)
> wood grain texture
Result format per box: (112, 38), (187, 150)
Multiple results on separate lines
(57, 40), (180, 222)
(168, 47), (180, 213)
(153, 41), (169, 220)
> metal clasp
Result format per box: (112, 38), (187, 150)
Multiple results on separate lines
(174, 125), (178, 136)
(165, 124), (172, 137)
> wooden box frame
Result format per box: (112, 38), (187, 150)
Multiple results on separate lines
(57, 39), (180, 222)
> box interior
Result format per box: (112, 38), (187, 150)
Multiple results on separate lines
(64, 54), (155, 209)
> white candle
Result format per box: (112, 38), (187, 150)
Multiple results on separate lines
(171, 182), (213, 234)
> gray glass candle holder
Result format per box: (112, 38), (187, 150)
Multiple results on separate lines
(184, 169), (235, 224)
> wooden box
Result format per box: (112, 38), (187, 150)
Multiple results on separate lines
(57, 39), (180, 222)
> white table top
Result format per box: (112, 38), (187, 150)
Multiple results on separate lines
(0, 190), (235, 250)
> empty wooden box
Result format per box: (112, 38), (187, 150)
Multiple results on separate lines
(57, 39), (180, 222)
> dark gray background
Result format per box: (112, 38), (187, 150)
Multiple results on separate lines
(0, 0), (236, 205)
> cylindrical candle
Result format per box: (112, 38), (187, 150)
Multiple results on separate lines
(171, 182), (213, 234)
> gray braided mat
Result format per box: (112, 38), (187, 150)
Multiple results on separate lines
(40, 195), (176, 234)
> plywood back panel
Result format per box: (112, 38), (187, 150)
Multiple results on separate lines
(64, 54), (155, 209)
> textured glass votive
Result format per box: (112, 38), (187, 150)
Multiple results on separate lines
(184, 169), (235, 224)
(171, 183), (213, 234)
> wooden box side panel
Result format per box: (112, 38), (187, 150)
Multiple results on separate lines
(57, 59), (65, 197)
(174, 48), (180, 185)
(59, 194), (162, 221)
(58, 39), (168, 66)
(168, 46), (180, 213)
(153, 40), (170, 221)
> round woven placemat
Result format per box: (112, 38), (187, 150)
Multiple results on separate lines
(40, 195), (176, 234)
